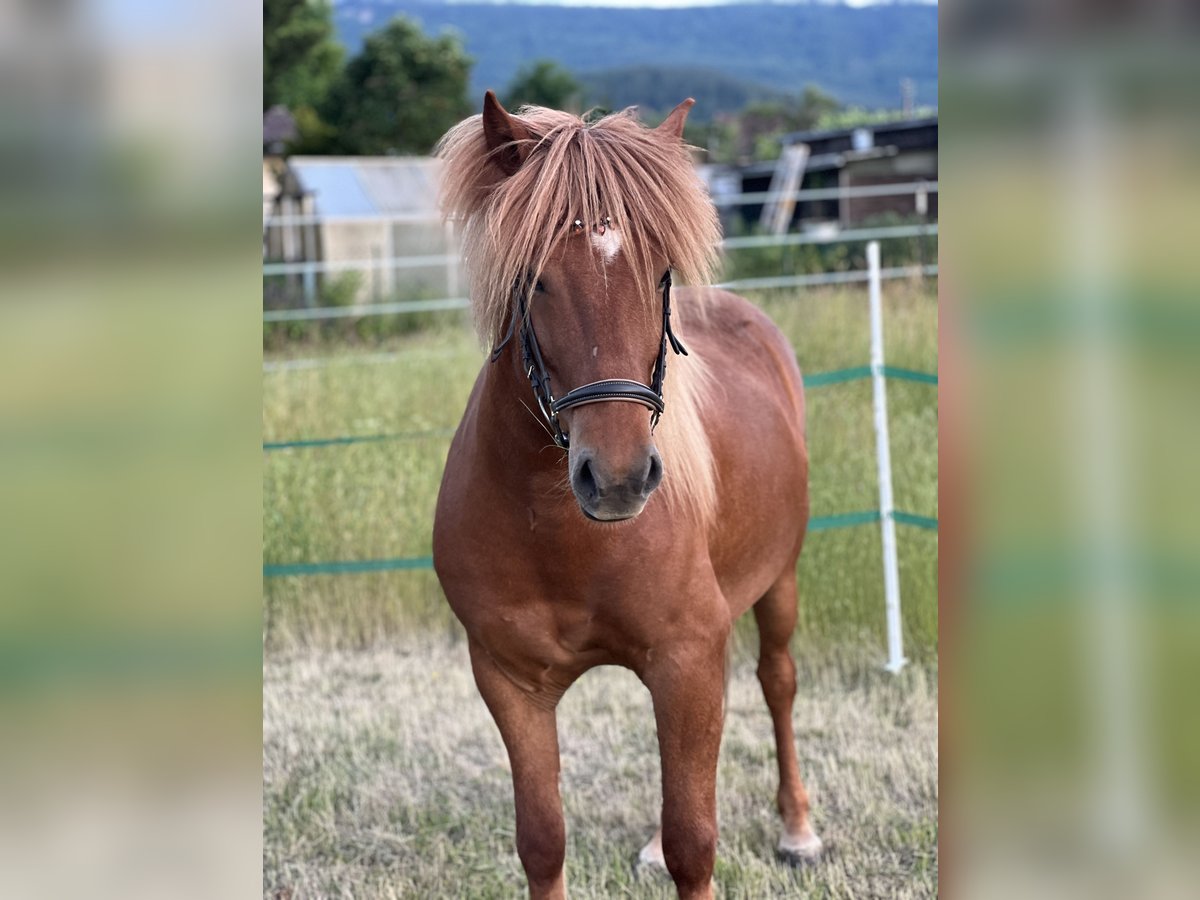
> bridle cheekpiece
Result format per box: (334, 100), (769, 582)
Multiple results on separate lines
(490, 268), (688, 450)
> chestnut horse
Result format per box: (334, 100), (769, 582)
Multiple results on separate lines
(433, 93), (821, 899)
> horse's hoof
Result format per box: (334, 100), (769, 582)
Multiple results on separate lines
(776, 829), (824, 866)
(633, 857), (670, 879)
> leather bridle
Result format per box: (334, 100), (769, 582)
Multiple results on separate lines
(491, 270), (688, 450)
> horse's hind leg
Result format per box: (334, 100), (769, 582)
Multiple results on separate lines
(754, 569), (823, 862)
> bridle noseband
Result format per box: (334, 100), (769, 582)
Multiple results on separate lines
(491, 270), (688, 450)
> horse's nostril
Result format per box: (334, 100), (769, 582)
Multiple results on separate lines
(645, 452), (663, 493)
(574, 457), (599, 503)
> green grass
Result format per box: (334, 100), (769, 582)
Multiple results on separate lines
(263, 638), (938, 900)
(263, 280), (938, 658)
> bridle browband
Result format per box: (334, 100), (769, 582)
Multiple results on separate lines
(490, 270), (688, 450)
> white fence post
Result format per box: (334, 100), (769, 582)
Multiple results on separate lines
(868, 241), (907, 673)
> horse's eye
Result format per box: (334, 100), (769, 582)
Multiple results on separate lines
(534, 280), (546, 294)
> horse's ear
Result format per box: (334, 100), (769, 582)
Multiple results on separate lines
(655, 98), (695, 142)
(482, 90), (531, 176)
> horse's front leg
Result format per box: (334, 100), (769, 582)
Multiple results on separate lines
(643, 632), (730, 900)
(469, 640), (567, 900)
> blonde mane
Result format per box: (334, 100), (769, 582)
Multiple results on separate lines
(436, 103), (722, 523)
(436, 104), (721, 345)
(654, 314), (719, 523)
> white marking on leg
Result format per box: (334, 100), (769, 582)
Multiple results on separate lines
(637, 827), (667, 870)
(778, 824), (823, 860)
(590, 227), (622, 264)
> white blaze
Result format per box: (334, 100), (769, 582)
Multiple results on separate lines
(590, 227), (622, 263)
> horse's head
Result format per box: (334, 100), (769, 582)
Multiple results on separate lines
(439, 92), (718, 522)
(526, 220), (673, 521)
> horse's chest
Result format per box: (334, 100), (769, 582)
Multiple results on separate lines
(439, 490), (680, 672)
(458, 556), (658, 677)
(465, 598), (615, 699)
(483, 575), (631, 651)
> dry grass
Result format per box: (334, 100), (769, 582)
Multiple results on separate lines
(263, 637), (937, 899)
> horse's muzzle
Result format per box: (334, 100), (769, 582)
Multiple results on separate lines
(569, 446), (663, 521)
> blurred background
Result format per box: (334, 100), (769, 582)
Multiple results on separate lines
(0, 2), (262, 899)
(941, 2), (1200, 898)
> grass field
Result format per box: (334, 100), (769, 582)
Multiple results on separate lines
(264, 638), (937, 900)
(262, 278), (938, 897)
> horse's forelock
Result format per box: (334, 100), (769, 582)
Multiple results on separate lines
(437, 104), (721, 348)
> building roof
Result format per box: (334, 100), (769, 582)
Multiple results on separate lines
(739, 147), (897, 180)
(780, 116), (938, 149)
(286, 157), (443, 218)
(776, 116), (938, 163)
(724, 116), (939, 180)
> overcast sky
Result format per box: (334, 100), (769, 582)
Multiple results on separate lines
(414, 0), (937, 7)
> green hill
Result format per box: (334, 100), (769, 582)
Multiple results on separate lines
(331, 2), (938, 111)
(579, 65), (789, 121)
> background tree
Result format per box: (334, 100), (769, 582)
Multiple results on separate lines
(734, 85), (841, 160)
(323, 17), (472, 155)
(264, 0), (343, 153)
(264, 0), (342, 111)
(815, 105), (937, 131)
(502, 60), (582, 111)
(796, 85), (841, 130)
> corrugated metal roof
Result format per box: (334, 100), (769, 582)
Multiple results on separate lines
(355, 161), (441, 215)
(287, 157), (442, 218)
